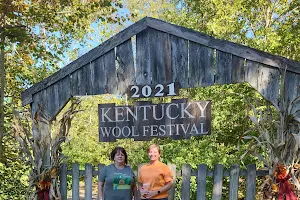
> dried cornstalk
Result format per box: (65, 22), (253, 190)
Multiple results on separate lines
(242, 68), (300, 198)
(12, 98), (82, 200)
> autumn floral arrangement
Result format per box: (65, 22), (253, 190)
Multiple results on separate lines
(12, 98), (81, 199)
(241, 73), (300, 200)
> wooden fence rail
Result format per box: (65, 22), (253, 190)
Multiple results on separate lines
(59, 163), (268, 200)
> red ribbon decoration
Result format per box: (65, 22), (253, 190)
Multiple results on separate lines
(37, 188), (50, 200)
(276, 175), (298, 200)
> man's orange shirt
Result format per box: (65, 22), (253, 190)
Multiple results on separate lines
(138, 161), (173, 199)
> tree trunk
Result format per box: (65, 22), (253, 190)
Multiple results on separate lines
(0, 46), (5, 162)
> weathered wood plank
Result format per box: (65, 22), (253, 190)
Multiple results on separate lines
(58, 76), (71, 109)
(216, 50), (232, 84)
(171, 35), (188, 88)
(105, 49), (117, 94)
(22, 17), (300, 107)
(136, 29), (151, 85)
(245, 60), (260, 90)
(93, 56), (106, 95)
(41, 88), (48, 116)
(246, 164), (256, 200)
(229, 164), (240, 200)
(45, 85), (58, 119)
(70, 66), (87, 96)
(86, 62), (96, 95)
(72, 163), (80, 200)
(85, 163), (93, 200)
(197, 164), (207, 200)
(232, 55), (245, 83)
(22, 18), (148, 106)
(189, 42), (214, 87)
(60, 163), (68, 200)
(148, 28), (172, 84)
(168, 163), (176, 200)
(258, 65), (280, 105)
(284, 71), (300, 117)
(181, 164), (191, 200)
(146, 17), (300, 74)
(212, 164), (224, 200)
(31, 91), (42, 118)
(116, 39), (135, 94)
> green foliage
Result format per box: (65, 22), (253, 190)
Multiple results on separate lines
(0, 134), (29, 199)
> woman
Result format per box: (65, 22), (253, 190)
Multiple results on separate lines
(99, 147), (137, 200)
(138, 144), (174, 200)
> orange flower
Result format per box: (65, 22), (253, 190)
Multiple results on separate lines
(275, 165), (288, 180)
(37, 180), (51, 190)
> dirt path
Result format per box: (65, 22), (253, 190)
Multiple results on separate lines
(68, 183), (98, 200)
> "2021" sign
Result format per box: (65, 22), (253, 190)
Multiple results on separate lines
(128, 82), (180, 98)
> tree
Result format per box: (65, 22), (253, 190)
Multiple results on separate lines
(0, 0), (124, 162)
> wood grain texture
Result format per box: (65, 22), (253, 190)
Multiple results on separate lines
(116, 39), (135, 94)
(246, 164), (256, 200)
(72, 163), (80, 200)
(229, 164), (240, 200)
(146, 17), (300, 74)
(245, 60), (260, 90)
(258, 65), (280, 105)
(232, 55), (245, 83)
(136, 29), (151, 85)
(189, 42), (214, 87)
(22, 17), (300, 107)
(216, 50), (232, 84)
(197, 164), (207, 200)
(212, 164), (224, 200)
(105, 49), (117, 94)
(85, 163), (93, 200)
(181, 164), (191, 200)
(171, 35), (188, 88)
(148, 28), (172, 84)
(22, 18), (148, 105)
(59, 164), (68, 200)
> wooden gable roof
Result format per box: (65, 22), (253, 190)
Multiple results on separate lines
(21, 17), (300, 119)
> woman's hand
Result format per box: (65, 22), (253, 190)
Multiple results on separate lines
(143, 190), (159, 199)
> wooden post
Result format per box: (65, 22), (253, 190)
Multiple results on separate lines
(229, 164), (240, 200)
(246, 164), (256, 200)
(72, 163), (80, 200)
(168, 163), (176, 200)
(181, 164), (191, 200)
(59, 163), (68, 200)
(85, 163), (93, 200)
(197, 164), (207, 200)
(212, 164), (224, 200)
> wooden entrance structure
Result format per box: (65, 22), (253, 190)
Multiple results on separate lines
(21, 17), (300, 119)
(21, 17), (300, 199)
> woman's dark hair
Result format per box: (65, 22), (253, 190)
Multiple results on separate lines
(110, 146), (128, 165)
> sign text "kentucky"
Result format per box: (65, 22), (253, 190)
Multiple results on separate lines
(98, 99), (211, 142)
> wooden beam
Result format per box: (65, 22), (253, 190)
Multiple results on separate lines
(21, 17), (148, 106)
(22, 16), (300, 107)
(146, 17), (300, 75)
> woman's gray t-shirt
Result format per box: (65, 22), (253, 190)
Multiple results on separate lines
(99, 164), (135, 200)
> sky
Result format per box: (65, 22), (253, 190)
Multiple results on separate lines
(58, 6), (133, 69)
